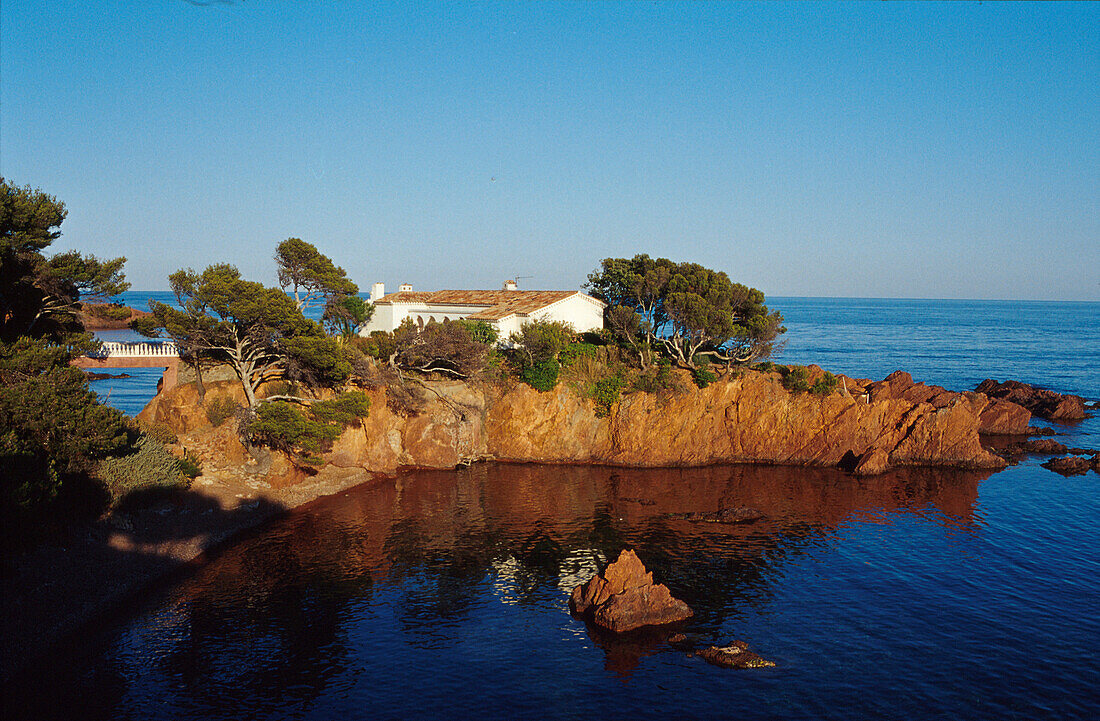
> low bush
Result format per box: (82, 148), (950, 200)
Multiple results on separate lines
(178, 449), (203, 479)
(781, 365), (811, 393)
(560, 342), (598, 367)
(634, 359), (675, 393)
(811, 371), (839, 396)
(96, 436), (192, 504)
(591, 374), (625, 417)
(753, 361), (775, 373)
(692, 366), (718, 388)
(88, 303), (132, 321)
(205, 395), (238, 427)
(521, 358), (561, 392)
(455, 319), (498, 345)
(139, 420), (177, 445)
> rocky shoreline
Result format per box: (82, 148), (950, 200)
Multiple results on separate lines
(3, 366), (1095, 683)
(142, 366), (1031, 480)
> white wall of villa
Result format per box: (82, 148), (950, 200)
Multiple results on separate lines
(360, 282), (606, 339)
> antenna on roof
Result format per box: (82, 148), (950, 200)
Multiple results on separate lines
(514, 275), (533, 288)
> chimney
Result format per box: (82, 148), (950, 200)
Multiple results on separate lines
(503, 279), (518, 291)
(370, 282), (385, 302)
(399, 283), (413, 292)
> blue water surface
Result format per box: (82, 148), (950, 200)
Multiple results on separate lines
(45, 295), (1100, 720)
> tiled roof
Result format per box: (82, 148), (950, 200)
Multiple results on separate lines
(375, 289), (602, 319)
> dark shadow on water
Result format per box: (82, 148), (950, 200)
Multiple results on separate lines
(1, 487), (289, 719)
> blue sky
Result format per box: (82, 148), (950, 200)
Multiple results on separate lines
(2, 1), (1097, 300)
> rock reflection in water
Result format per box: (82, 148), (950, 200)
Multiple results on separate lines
(163, 463), (987, 679)
(9, 462), (991, 718)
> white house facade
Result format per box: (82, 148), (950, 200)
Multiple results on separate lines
(360, 281), (606, 339)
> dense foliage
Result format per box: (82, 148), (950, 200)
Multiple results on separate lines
(586, 254), (785, 368)
(0, 180), (134, 532)
(389, 318), (497, 379)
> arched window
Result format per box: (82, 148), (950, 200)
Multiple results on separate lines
(417, 315), (424, 329)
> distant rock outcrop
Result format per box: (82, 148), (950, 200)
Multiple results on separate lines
(78, 303), (151, 330)
(570, 550), (693, 633)
(975, 379), (1089, 421)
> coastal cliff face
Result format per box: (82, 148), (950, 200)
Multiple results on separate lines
(485, 372), (1010, 475)
(142, 368), (1016, 477)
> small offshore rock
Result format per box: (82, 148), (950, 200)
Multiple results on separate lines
(1028, 426), (1057, 436)
(1041, 456), (1092, 477)
(696, 641), (776, 669)
(570, 549), (693, 633)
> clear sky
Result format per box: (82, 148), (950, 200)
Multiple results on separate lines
(2, 1), (1097, 300)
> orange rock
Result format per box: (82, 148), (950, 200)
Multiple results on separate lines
(570, 549), (692, 632)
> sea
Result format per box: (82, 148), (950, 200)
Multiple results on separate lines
(14, 295), (1100, 719)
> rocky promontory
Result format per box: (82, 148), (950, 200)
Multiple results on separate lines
(141, 366), (1022, 479)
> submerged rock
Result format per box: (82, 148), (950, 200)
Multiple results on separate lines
(666, 507), (765, 524)
(975, 379), (1089, 421)
(696, 641), (776, 669)
(570, 549), (693, 633)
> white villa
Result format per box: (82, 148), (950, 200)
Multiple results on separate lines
(360, 280), (606, 339)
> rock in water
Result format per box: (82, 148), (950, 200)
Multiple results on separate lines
(570, 549), (693, 632)
(975, 379), (1089, 421)
(696, 641), (776, 669)
(1041, 456), (1093, 477)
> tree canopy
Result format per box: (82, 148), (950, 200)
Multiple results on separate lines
(274, 237), (359, 312)
(1, 178), (130, 343)
(146, 264), (350, 407)
(586, 254), (784, 367)
(0, 180), (131, 529)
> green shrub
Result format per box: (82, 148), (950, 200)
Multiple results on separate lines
(753, 361), (775, 373)
(97, 436), (191, 503)
(521, 358), (560, 392)
(247, 391), (371, 466)
(781, 365), (811, 393)
(178, 449), (203, 479)
(310, 391), (371, 425)
(455, 319), (499, 345)
(810, 371), (839, 396)
(692, 367), (718, 388)
(560, 342), (598, 367)
(591, 374), (625, 417)
(205, 395), (239, 427)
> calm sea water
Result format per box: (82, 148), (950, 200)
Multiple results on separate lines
(37, 296), (1097, 720)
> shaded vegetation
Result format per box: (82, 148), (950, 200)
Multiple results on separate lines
(246, 391), (371, 466)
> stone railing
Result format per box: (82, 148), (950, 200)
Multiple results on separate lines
(86, 341), (181, 359)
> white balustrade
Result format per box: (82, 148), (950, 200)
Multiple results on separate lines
(87, 341), (181, 359)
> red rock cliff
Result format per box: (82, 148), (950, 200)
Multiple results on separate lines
(143, 370), (1011, 477)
